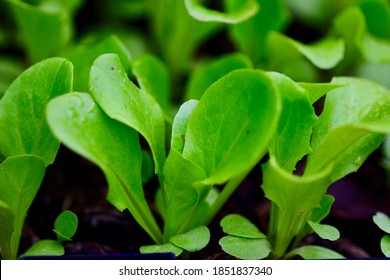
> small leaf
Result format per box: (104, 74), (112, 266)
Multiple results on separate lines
(298, 82), (343, 104)
(0, 155), (46, 259)
(307, 221), (340, 241)
(373, 212), (390, 234)
(219, 236), (271, 260)
(140, 243), (183, 257)
(20, 240), (64, 258)
(53, 210), (78, 243)
(90, 53), (166, 176)
(183, 69), (280, 185)
(0, 57), (73, 166)
(185, 0), (259, 24)
(220, 214), (266, 239)
(287, 245), (345, 260)
(380, 235), (390, 257)
(170, 226), (210, 252)
(184, 53), (252, 100)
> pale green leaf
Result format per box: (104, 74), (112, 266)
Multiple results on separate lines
(0, 155), (46, 260)
(140, 243), (183, 257)
(183, 69), (280, 185)
(0, 57), (73, 166)
(307, 221), (340, 241)
(287, 245), (345, 259)
(185, 0), (259, 24)
(90, 53), (166, 176)
(220, 214), (266, 239)
(373, 212), (390, 234)
(20, 240), (64, 258)
(219, 236), (271, 260)
(298, 82), (343, 104)
(46, 92), (162, 244)
(170, 226), (210, 252)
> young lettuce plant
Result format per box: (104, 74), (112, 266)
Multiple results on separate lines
(46, 52), (281, 256)
(21, 210), (78, 258)
(220, 74), (390, 259)
(0, 57), (73, 259)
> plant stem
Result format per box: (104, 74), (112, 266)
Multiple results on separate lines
(202, 170), (249, 226)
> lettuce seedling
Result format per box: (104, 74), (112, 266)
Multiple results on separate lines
(0, 57), (73, 259)
(21, 210), (78, 258)
(46, 53), (281, 256)
(373, 212), (390, 257)
(220, 74), (390, 259)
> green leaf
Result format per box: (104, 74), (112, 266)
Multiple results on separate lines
(287, 245), (345, 260)
(309, 194), (335, 224)
(182, 69), (280, 185)
(0, 57), (23, 98)
(0, 57), (73, 166)
(220, 214), (266, 239)
(20, 240), (64, 258)
(262, 156), (333, 257)
(219, 236), (271, 260)
(90, 53), (166, 176)
(131, 53), (171, 122)
(380, 235), (390, 257)
(53, 210), (78, 243)
(141, 151), (154, 184)
(140, 243), (183, 257)
(298, 82), (343, 104)
(46, 92), (162, 244)
(305, 77), (390, 181)
(170, 226), (210, 252)
(185, 0), (259, 24)
(373, 212), (390, 234)
(6, 0), (73, 62)
(162, 149), (208, 240)
(266, 32), (345, 70)
(225, 0), (290, 62)
(267, 72), (317, 172)
(0, 155), (46, 260)
(307, 221), (340, 241)
(67, 34), (131, 92)
(171, 100), (199, 154)
(184, 53), (252, 101)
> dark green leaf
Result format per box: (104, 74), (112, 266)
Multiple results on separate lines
(219, 236), (271, 260)
(46, 92), (162, 244)
(220, 214), (266, 239)
(0, 57), (73, 166)
(90, 53), (166, 176)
